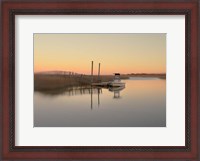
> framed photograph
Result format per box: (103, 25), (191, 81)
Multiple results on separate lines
(1, 0), (199, 160)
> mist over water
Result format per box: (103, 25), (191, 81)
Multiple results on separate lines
(34, 77), (166, 127)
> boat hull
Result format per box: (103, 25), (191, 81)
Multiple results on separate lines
(108, 82), (125, 87)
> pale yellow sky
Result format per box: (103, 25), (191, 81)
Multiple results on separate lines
(34, 33), (166, 75)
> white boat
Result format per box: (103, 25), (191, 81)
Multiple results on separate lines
(109, 86), (125, 92)
(108, 73), (125, 87)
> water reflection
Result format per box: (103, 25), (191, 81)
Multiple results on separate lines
(109, 86), (125, 99)
(34, 78), (166, 127)
(37, 86), (101, 96)
(37, 86), (125, 109)
(91, 86), (125, 109)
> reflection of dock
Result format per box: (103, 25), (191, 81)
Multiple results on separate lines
(64, 87), (102, 96)
(36, 86), (102, 96)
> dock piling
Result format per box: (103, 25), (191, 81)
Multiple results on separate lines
(91, 61), (93, 84)
(98, 63), (101, 82)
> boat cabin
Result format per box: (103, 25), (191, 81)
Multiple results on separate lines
(113, 73), (121, 82)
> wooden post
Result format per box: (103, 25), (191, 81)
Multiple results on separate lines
(91, 61), (93, 84)
(98, 63), (101, 82)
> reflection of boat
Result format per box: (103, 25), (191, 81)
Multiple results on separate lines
(108, 73), (125, 87)
(108, 86), (125, 92)
(108, 85), (125, 99)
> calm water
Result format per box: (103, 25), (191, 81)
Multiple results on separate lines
(34, 77), (166, 127)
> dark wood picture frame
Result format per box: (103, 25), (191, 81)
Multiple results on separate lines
(0, 0), (199, 160)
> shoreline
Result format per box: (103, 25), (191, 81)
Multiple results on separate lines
(34, 74), (166, 91)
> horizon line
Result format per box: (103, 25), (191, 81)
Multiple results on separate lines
(34, 70), (166, 75)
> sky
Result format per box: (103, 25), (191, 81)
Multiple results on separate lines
(34, 33), (166, 75)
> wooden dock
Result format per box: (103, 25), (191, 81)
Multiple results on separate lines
(92, 82), (110, 87)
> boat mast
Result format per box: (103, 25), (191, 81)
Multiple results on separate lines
(98, 63), (101, 82)
(91, 61), (93, 84)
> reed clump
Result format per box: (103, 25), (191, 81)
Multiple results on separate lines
(35, 74), (88, 91)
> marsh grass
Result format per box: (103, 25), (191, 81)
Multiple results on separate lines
(34, 73), (165, 91)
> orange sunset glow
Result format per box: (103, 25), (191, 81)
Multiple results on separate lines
(34, 33), (166, 75)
